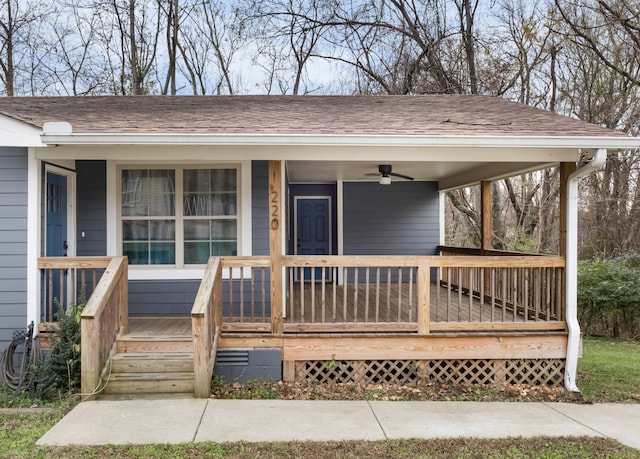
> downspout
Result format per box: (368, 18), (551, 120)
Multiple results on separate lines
(564, 148), (606, 392)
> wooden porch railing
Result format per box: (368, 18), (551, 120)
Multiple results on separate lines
(218, 256), (271, 332)
(431, 255), (565, 331)
(215, 253), (566, 335)
(37, 256), (113, 321)
(282, 256), (429, 333)
(79, 256), (129, 400)
(191, 257), (223, 398)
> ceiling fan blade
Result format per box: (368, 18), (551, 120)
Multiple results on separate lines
(389, 172), (414, 181)
(364, 172), (381, 177)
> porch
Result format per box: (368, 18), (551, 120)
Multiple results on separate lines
(38, 250), (568, 398)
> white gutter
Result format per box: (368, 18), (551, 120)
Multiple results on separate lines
(564, 148), (607, 392)
(39, 132), (640, 150)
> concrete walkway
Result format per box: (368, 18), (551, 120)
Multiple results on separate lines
(37, 398), (640, 450)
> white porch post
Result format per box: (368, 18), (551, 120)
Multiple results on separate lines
(26, 149), (40, 328)
(564, 148), (606, 392)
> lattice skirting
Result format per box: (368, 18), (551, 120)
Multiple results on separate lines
(293, 359), (565, 386)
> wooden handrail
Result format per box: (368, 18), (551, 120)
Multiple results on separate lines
(432, 255), (565, 268)
(191, 257), (223, 398)
(38, 256), (113, 270)
(80, 256), (128, 400)
(283, 255), (422, 268)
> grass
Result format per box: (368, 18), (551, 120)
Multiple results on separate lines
(577, 337), (640, 402)
(0, 422), (638, 459)
(0, 337), (638, 458)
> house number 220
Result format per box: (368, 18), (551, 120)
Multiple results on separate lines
(270, 190), (279, 230)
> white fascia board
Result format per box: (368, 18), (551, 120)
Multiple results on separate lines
(0, 115), (44, 147)
(39, 133), (640, 150)
(35, 143), (578, 164)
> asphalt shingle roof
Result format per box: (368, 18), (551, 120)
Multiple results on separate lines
(0, 95), (627, 137)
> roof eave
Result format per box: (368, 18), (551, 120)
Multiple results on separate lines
(39, 133), (640, 149)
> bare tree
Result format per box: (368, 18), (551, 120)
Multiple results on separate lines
(0, 0), (47, 95)
(554, 0), (640, 88)
(177, 0), (244, 95)
(91, 0), (161, 95)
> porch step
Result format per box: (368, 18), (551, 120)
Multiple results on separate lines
(110, 352), (193, 373)
(104, 371), (195, 394)
(104, 333), (197, 396)
(116, 335), (193, 354)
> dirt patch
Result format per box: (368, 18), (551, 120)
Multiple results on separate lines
(211, 380), (592, 403)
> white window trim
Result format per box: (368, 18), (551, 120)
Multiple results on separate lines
(107, 160), (252, 280)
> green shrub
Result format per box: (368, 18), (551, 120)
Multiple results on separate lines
(27, 305), (82, 400)
(578, 255), (640, 339)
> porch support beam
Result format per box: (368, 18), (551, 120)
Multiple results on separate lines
(480, 180), (492, 252)
(269, 161), (284, 336)
(417, 258), (430, 335)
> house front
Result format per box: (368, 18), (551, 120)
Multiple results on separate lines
(1, 95), (637, 398)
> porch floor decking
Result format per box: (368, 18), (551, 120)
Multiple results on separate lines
(126, 317), (192, 337)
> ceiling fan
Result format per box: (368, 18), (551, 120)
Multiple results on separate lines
(366, 164), (415, 185)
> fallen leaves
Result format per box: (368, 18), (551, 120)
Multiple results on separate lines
(211, 379), (592, 403)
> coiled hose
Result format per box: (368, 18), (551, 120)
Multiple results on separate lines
(0, 322), (42, 391)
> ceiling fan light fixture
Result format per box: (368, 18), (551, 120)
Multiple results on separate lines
(379, 176), (391, 185)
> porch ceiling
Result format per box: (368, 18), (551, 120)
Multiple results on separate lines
(287, 160), (551, 190)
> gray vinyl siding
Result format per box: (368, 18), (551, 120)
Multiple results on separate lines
(76, 161), (107, 256)
(343, 181), (440, 255)
(128, 280), (200, 316)
(0, 148), (28, 353)
(252, 160), (269, 255)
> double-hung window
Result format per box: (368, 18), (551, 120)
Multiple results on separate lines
(120, 167), (238, 266)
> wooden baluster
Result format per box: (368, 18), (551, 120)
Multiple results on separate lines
(321, 267), (326, 323)
(48, 269), (53, 321)
(251, 267), (255, 321)
(457, 267), (462, 321)
(447, 268), (452, 322)
(353, 267), (359, 322)
(365, 268), (370, 322)
(408, 267), (414, 323)
(332, 267), (337, 323)
(81, 268), (86, 300)
(391, 267), (396, 323)
(468, 267), (473, 321)
(343, 267), (347, 322)
(479, 267), (485, 322)
(300, 268), (305, 323)
(524, 268), (529, 322)
(491, 268), (496, 322)
(375, 267), (380, 323)
(240, 267), (244, 322)
(229, 267), (234, 318)
(385, 268), (391, 322)
(502, 269), (507, 322)
(545, 268), (551, 320)
(512, 268), (518, 322)
(59, 268), (65, 313)
(288, 267), (294, 322)
(534, 268), (540, 321)
(310, 266), (316, 323)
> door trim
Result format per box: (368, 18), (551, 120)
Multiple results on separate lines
(293, 196), (332, 256)
(44, 164), (76, 258)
